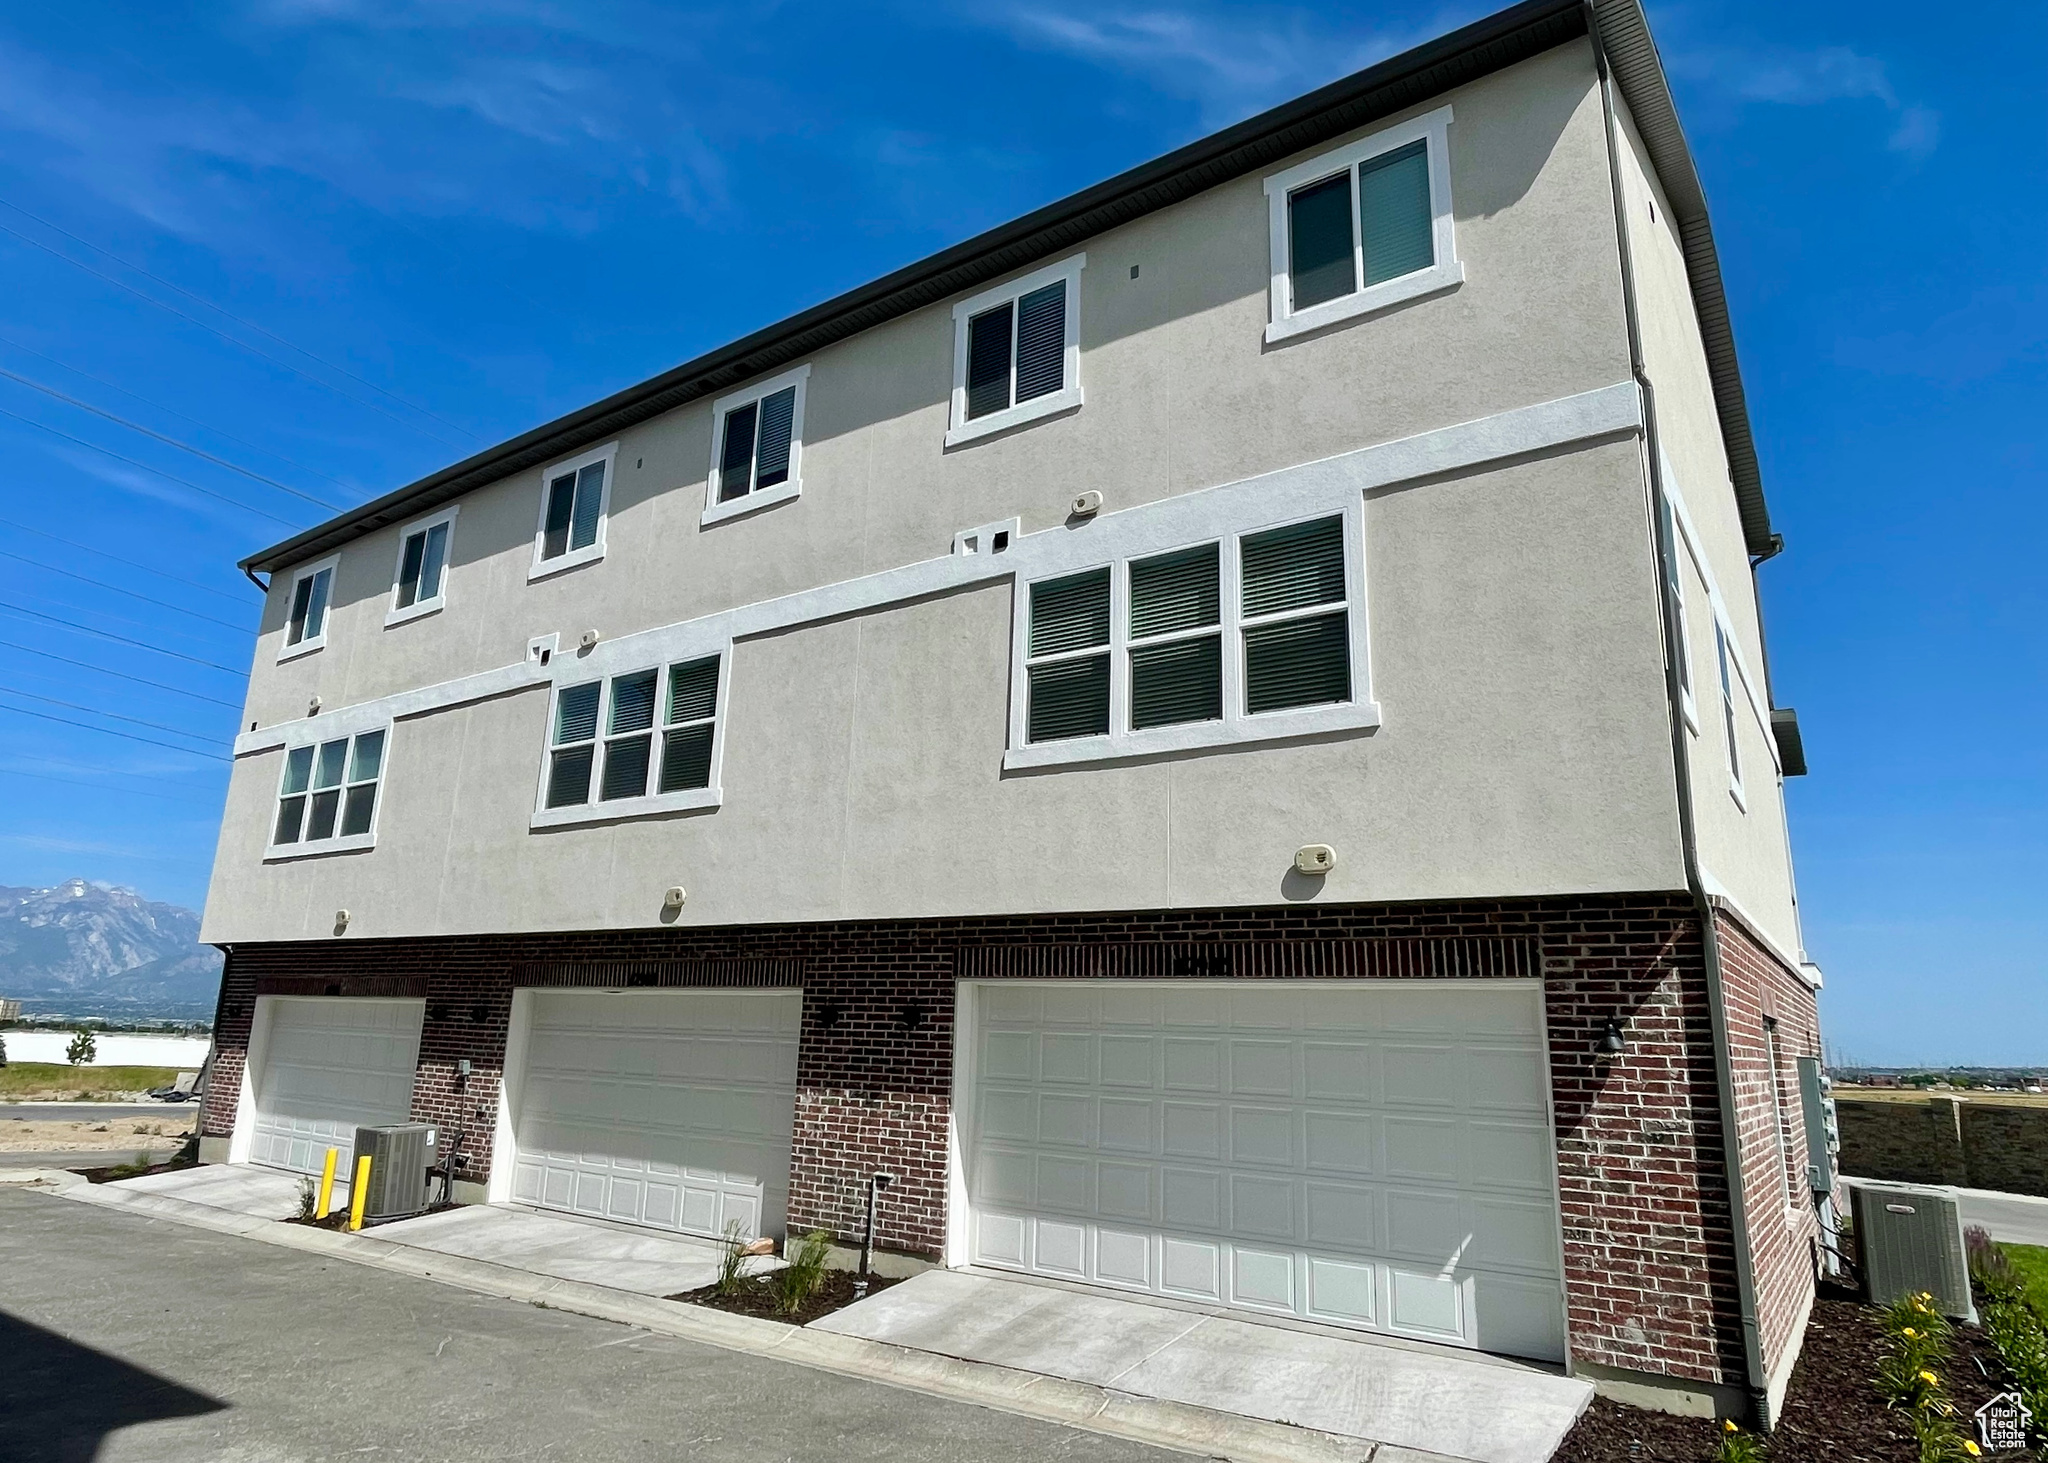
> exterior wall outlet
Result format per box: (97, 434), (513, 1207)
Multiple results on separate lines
(1293, 844), (1336, 875)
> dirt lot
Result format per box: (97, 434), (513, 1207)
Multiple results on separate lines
(0, 1115), (195, 1152)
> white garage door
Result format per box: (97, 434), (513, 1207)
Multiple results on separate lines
(963, 980), (1565, 1360)
(511, 989), (801, 1240)
(251, 997), (423, 1174)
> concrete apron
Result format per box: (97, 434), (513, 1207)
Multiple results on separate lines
(815, 1270), (1590, 1463)
(37, 1171), (1584, 1463)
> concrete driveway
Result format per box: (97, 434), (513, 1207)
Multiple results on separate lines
(815, 1269), (1590, 1463)
(0, 1187), (1177, 1463)
(374, 1203), (778, 1295)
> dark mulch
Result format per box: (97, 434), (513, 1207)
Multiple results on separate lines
(671, 1270), (904, 1326)
(283, 1200), (458, 1231)
(73, 1154), (198, 1184)
(1554, 1286), (2019, 1462)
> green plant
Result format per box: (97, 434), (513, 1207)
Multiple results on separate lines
(1712, 1419), (1765, 1463)
(295, 1176), (318, 1220)
(773, 1230), (833, 1316)
(65, 1029), (97, 1066)
(714, 1220), (749, 1297)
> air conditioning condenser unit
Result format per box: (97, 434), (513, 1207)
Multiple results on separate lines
(352, 1123), (438, 1222)
(1851, 1180), (1977, 1323)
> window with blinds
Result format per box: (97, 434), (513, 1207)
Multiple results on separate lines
(533, 447), (613, 575)
(950, 256), (1084, 444)
(273, 728), (385, 850)
(1264, 109), (1456, 343)
(390, 509), (456, 620)
(716, 387), (797, 502)
(1017, 513), (1357, 754)
(544, 656), (724, 812)
(283, 559), (335, 653)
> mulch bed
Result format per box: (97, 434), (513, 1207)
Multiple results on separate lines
(671, 1270), (904, 1326)
(1554, 1286), (2020, 1462)
(283, 1200), (458, 1231)
(73, 1154), (198, 1184)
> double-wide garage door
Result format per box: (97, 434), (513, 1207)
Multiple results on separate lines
(510, 989), (801, 1240)
(250, 997), (423, 1174)
(964, 980), (1565, 1360)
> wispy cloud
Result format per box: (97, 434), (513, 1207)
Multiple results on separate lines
(1664, 37), (1940, 162)
(984, 4), (1452, 127)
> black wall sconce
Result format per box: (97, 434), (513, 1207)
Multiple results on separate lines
(1597, 1018), (1627, 1056)
(896, 1001), (927, 1032)
(815, 1001), (843, 1031)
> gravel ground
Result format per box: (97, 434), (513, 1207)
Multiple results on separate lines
(0, 1116), (193, 1153)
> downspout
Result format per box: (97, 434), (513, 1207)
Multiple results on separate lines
(243, 566), (270, 594)
(1585, 5), (1773, 1427)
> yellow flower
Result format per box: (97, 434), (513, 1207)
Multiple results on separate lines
(1723, 1420), (1739, 1433)
(1918, 1369), (1938, 1384)
(1966, 1441), (1982, 1456)
(1903, 1327), (1918, 1338)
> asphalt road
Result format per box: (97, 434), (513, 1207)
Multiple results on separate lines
(0, 1188), (1180, 1463)
(0, 1103), (192, 1122)
(1959, 1187), (2048, 1248)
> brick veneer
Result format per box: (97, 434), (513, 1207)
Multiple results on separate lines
(204, 891), (1816, 1389)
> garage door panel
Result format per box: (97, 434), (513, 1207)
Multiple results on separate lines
(514, 989), (798, 1241)
(250, 998), (422, 1176)
(966, 980), (1562, 1360)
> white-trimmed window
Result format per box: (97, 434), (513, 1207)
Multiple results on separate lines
(529, 441), (615, 581)
(1659, 493), (1696, 731)
(947, 254), (1084, 446)
(279, 554), (339, 662)
(1008, 509), (1371, 768)
(536, 654), (724, 824)
(1715, 618), (1745, 808)
(386, 506), (457, 625)
(270, 727), (385, 856)
(704, 365), (808, 526)
(1262, 105), (1460, 343)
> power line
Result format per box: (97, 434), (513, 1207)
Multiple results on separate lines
(0, 402), (300, 526)
(0, 548), (252, 632)
(0, 196), (482, 443)
(0, 365), (341, 510)
(0, 683), (229, 748)
(0, 601), (249, 676)
(0, 332), (361, 494)
(0, 700), (231, 761)
(0, 765), (220, 804)
(0, 215), (473, 452)
(0, 641), (243, 710)
(0, 517), (255, 605)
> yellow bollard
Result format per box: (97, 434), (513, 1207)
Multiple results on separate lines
(348, 1154), (371, 1231)
(316, 1148), (339, 1219)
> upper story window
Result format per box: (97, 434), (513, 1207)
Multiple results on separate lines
(535, 653), (725, 826)
(387, 506), (457, 626)
(279, 555), (339, 662)
(530, 441), (616, 582)
(270, 727), (384, 857)
(1659, 493), (1696, 732)
(1262, 105), (1461, 343)
(1009, 509), (1371, 768)
(1715, 618), (1745, 809)
(946, 254), (1085, 447)
(704, 365), (809, 526)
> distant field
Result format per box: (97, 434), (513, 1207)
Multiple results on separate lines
(1835, 1086), (2048, 1107)
(0, 1063), (181, 1101)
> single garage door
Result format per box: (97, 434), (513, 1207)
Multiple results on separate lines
(510, 988), (801, 1240)
(963, 980), (1565, 1360)
(250, 997), (424, 1174)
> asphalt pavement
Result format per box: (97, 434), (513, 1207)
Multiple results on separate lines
(1958, 1187), (2048, 1248)
(0, 1103), (191, 1122)
(0, 1187), (1181, 1463)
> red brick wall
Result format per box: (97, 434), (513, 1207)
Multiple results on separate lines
(1712, 906), (1823, 1386)
(204, 892), (1815, 1388)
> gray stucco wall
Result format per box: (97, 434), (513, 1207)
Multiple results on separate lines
(202, 41), (1718, 943)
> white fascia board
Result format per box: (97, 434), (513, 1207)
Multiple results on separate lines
(238, 381), (1645, 761)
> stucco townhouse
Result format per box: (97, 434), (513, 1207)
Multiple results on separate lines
(196, 0), (1830, 1423)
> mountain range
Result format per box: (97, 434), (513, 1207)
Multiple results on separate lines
(0, 879), (222, 1020)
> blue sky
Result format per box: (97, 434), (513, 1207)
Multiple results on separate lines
(0, 1), (2039, 1063)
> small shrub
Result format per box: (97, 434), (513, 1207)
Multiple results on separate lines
(1712, 1419), (1764, 1463)
(714, 1220), (749, 1297)
(773, 1229), (833, 1316)
(294, 1176), (317, 1220)
(65, 1029), (97, 1066)
(1967, 1226), (2022, 1302)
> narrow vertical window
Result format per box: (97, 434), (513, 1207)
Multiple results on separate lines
(542, 472), (578, 560)
(1128, 545), (1222, 729)
(966, 300), (1015, 421)
(600, 670), (658, 801)
(534, 448), (613, 573)
(285, 564), (333, 649)
(1240, 517), (1351, 715)
(1358, 140), (1434, 286)
(718, 400), (758, 504)
(339, 730), (384, 836)
(273, 745), (314, 844)
(1661, 495), (1693, 717)
(1026, 569), (1112, 742)
(715, 385), (799, 504)
(1287, 173), (1356, 311)
(547, 682), (601, 808)
(392, 514), (454, 616)
(1716, 622), (1743, 796)
(659, 656), (719, 792)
